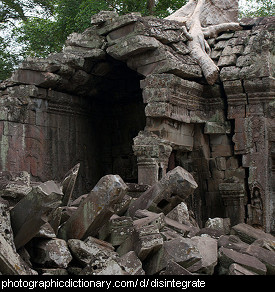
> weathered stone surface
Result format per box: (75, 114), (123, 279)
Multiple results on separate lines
(218, 235), (249, 253)
(144, 237), (202, 275)
(66, 28), (105, 49)
(218, 247), (267, 275)
(161, 260), (193, 275)
(166, 202), (197, 227)
(58, 175), (127, 241)
(188, 236), (218, 275)
(252, 238), (275, 252)
(74, 237), (124, 275)
(97, 12), (141, 35)
(245, 245), (275, 275)
(90, 11), (119, 25)
(0, 171), (31, 204)
(134, 224), (163, 261)
(10, 181), (63, 249)
(231, 223), (275, 244)
(134, 209), (165, 230)
(128, 166), (198, 217)
(0, 199), (15, 251)
(228, 263), (257, 275)
(11, 70), (61, 88)
(205, 217), (231, 235)
(81, 258), (126, 275)
(99, 215), (134, 246)
(0, 233), (35, 275)
(60, 163), (80, 206)
(107, 35), (160, 61)
(31, 239), (72, 268)
(118, 251), (145, 275)
(68, 237), (116, 267)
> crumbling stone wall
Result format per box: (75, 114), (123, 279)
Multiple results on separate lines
(0, 12), (274, 234)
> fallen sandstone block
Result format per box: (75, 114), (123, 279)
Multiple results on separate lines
(187, 236), (218, 275)
(58, 175), (127, 241)
(0, 171), (32, 205)
(218, 246), (267, 275)
(160, 260), (193, 275)
(10, 180), (63, 249)
(117, 251), (145, 275)
(0, 198), (16, 251)
(59, 163), (80, 206)
(128, 166), (198, 217)
(245, 245), (275, 275)
(228, 263), (257, 275)
(68, 237), (116, 267)
(144, 237), (202, 275)
(31, 238), (72, 269)
(231, 223), (275, 244)
(0, 233), (35, 275)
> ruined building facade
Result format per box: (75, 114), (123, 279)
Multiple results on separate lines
(0, 11), (274, 233)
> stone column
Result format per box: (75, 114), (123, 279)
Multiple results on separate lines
(219, 183), (246, 226)
(136, 157), (159, 186)
(133, 131), (172, 186)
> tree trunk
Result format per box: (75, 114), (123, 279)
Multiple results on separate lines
(147, 0), (155, 15)
(165, 0), (242, 85)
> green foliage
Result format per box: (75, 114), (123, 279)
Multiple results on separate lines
(240, 0), (275, 18)
(0, 36), (18, 81)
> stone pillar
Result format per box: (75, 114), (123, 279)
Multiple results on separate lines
(219, 183), (246, 226)
(136, 157), (158, 186)
(133, 131), (172, 186)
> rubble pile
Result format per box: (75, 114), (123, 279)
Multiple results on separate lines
(0, 165), (274, 276)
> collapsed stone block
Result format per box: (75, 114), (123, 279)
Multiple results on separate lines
(134, 224), (163, 261)
(161, 260), (193, 275)
(218, 246), (267, 275)
(218, 235), (249, 253)
(0, 171), (31, 204)
(81, 258), (126, 275)
(231, 223), (275, 244)
(164, 216), (197, 237)
(98, 215), (134, 246)
(128, 166), (198, 217)
(68, 237), (115, 268)
(228, 263), (257, 275)
(251, 238), (275, 252)
(59, 163), (80, 206)
(117, 251), (145, 275)
(133, 209), (165, 230)
(10, 180), (63, 249)
(58, 175), (127, 241)
(166, 202), (199, 228)
(205, 217), (231, 235)
(245, 245), (275, 275)
(73, 237), (125, 275)
(187, 236), (218, 275)
(0, 233), (35, 275)
(0, 199), (16, 251)
(31, 238), (72, 269)
(144, 237), (202, 275)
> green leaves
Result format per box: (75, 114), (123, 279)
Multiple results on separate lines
(240, 0), (275, 18)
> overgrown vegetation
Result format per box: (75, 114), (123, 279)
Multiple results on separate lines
(0, 0), (274, 80)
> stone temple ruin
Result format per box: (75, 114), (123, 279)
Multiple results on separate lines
(0, 0), (274, 275)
